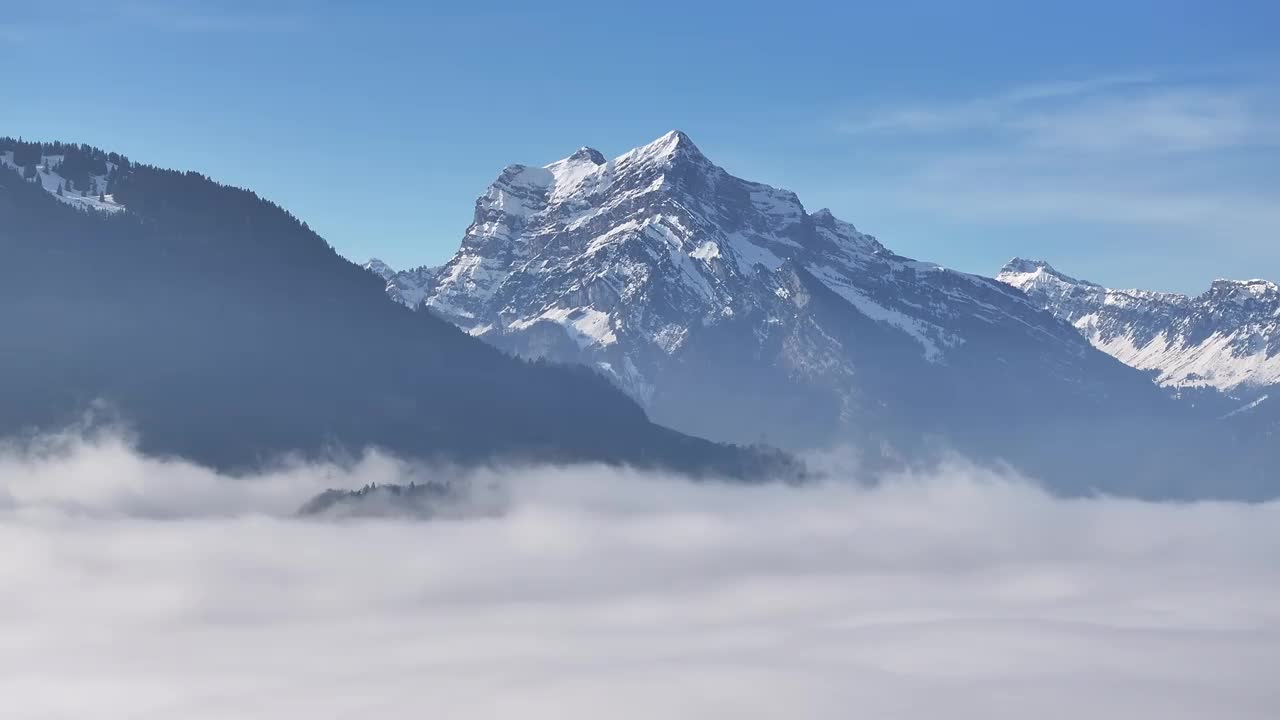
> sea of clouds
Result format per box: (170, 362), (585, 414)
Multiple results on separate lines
(2, 429), (1278, 719)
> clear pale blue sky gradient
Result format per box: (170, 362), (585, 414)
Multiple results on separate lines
(3, 0), (1278, 293)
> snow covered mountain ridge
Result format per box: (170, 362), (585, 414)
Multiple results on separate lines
(997, 258), (1280, 392)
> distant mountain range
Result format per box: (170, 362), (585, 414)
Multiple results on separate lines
(997, 257), (1279, 435)
(0, 137), (794, 480)
(369, 130), (1277, 497)
(997, 259), (1279, 395)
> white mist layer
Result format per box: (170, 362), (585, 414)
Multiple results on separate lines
(1, 432), (1278, 719)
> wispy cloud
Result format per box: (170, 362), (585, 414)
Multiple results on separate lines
(828, 69), (1280, 285)
(841, 72), (1156, 136)
(1016, 89), (1274, 153)
(863, 177), (1280, 253)
(843, 73), (1278, 153)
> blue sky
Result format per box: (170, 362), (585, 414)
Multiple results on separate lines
(3, 0), (1277, 293)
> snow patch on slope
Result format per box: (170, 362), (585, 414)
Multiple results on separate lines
(1090, 327), (1280, 390)
(810, 264), (950, 362)
(509, 305), (618, 349)
(1, 151), (126, 214)
(1221, 393), (1269, 419)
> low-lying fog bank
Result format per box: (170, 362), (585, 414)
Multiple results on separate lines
(2, 430), (1277, 718)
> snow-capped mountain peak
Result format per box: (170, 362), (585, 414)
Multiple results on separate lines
(363, 258), (398, 281)
(1206, 278), (1280, 305)
(620, 129), (704, 165)
(999, 257), (1102, 291)
(565, 146), (607, 165)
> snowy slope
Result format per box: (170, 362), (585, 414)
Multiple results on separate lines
(383, 130), (1163, 458)
(998, 259), (1280, 392)
(1, 151), (126, 214)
